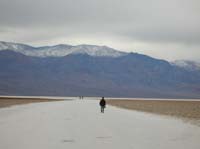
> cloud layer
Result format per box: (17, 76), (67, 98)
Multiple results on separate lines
(0, 0), (200, 61)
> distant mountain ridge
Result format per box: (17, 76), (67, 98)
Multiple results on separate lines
(0, 41), (200, 98)
(172, 60), (200, 71)
(0, 41), (126, 57)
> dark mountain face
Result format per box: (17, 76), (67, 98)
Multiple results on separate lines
(0, 50), (200, 98)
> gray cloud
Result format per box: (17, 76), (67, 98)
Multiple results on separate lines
(0, 0), (200, 61)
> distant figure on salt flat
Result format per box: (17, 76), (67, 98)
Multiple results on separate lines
(79, 96), (84, 100)
(99, 97), (106, 113)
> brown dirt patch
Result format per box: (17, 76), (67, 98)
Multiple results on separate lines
(107, 99), (200, 126)
(0, 97), (63, 108)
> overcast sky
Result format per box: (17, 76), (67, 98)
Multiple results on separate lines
(0, 0), (200, 61)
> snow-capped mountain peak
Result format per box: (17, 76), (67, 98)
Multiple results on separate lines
(0, 41), (127, 57)
(71, 44), (126, 57)
(0, 41), (34, 51)
(171, 60), (200, 71)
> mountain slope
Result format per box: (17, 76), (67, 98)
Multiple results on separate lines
(0, 48), (200, 98)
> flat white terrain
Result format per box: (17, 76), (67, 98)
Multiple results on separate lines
(0, 99), (200, 149)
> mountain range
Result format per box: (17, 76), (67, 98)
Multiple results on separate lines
(0, 41), (200, 98)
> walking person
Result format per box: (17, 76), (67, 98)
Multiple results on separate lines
(99, 97), (106, 113)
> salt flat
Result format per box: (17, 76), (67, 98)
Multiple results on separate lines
(0, 99), (200, 149)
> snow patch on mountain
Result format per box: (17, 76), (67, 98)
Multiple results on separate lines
(71, 45), (126, 57)
(171, 60), (200, 71)
(0, 41), (127, 57)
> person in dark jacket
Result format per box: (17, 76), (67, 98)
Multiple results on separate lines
(99, 97), (106, 113)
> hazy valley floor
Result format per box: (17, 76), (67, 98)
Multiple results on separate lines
(0, 99), (200, 149)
